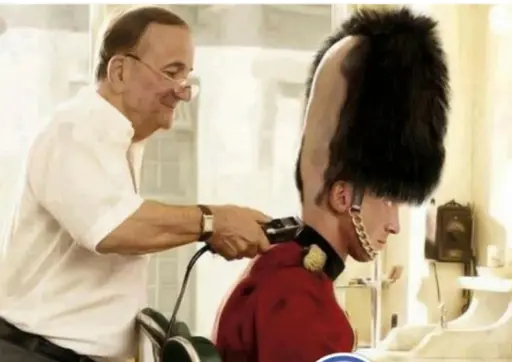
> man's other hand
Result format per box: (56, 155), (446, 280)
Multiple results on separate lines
(208, 205), (272, 260)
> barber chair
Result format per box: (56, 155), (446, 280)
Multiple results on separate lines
(136, 246), (222, 362)
(357, 275), (512, 362)
(137, 306), (219, 362)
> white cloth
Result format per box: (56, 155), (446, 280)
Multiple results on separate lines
(0, 86), (148, 361)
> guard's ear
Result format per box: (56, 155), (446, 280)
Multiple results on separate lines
(328, 181), (352, 215)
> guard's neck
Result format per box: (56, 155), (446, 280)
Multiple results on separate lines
(301, 206), (348, 261)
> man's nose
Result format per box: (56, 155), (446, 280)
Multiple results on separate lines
(386, 206), (400, 234)
(173, 80), (199, 102)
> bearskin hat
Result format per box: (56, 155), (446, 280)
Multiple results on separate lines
(296, 7), (450, 205)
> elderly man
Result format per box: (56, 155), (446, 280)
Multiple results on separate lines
(213, 7), (449, 362)
(0, 6), (271, 362)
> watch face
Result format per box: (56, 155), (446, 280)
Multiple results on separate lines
(203, 215), (214, 232)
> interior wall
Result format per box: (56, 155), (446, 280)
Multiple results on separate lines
(400, 3), (512, 330)
(334, 4), (511, 344)
(380, 4), (511, 340)
(399, 4), (482, 329)
(0, 6), (90, 244)
(474, 4), (512, 265)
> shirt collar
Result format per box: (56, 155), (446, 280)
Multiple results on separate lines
(78, 85), (135, 142)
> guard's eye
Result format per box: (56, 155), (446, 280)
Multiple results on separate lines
(163, 70), (179, 79)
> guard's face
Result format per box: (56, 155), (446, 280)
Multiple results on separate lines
(327, 182), (400, 262)
(119, 23), (195, 141)
(347, 193), (401, 262)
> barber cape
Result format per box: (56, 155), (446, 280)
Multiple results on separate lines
(212, 226), (356, 362)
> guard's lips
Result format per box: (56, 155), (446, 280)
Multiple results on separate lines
(160, 93), (178, 109)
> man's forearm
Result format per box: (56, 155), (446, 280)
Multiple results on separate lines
(96, 200), (203, 254)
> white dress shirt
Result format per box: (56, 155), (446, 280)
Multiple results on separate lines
(0, 86), (148, 361)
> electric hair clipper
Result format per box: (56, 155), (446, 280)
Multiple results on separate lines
(261, 216), (302, 244)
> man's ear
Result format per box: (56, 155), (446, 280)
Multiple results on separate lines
(106, 55), (127, 93)
(328, 181), (352, 214)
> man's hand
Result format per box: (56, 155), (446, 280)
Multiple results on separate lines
(208, 205), (272, 260)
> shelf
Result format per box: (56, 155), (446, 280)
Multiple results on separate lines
(337, 283), (378, 289)
(457, 276), (512, 293)
(337, 280), (398, 290)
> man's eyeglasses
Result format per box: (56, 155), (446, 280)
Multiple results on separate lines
(124, 53), (199, 101)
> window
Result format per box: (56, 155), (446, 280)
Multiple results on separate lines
(0, 5), (91, 243)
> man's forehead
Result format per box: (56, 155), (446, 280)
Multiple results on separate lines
(138, 23), (194, 70)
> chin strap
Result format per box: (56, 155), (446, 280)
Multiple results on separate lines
(349, 187), (377, 260)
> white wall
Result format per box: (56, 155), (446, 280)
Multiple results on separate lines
(333, 4), (512, 344)
(0, 26), (89, 243)
(380, 4), (512, 339)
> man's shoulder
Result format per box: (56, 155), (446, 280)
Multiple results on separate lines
(33, 87), (131, 153)
(33, 88), (97, 143)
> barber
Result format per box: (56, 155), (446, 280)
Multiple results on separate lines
(0, 6), (270, 362)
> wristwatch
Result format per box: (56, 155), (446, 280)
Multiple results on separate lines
(197, 205), (214, 242)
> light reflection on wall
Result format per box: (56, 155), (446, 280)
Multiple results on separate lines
(403, 2), (435, 326)
(0, 23), (89, 248)
(193, 45), (309, 335)
(0, 29), (52, 245)
(488, 4), (512, 247)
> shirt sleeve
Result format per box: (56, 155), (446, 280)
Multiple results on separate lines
(254, 270), (348, 362)
(28, 123), (144, 252)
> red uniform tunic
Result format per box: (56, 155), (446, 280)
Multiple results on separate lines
(213, 226), (356, 362)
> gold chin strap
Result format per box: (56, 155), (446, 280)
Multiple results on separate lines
(349, 208), (377, 259)
(350, 187), (378, 260)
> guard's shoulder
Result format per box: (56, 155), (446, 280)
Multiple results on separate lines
(252, 264), (329, 321)
(250, 242), (304, 274)
(248, 243), (329, 296)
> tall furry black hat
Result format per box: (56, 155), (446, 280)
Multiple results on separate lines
(296, 7), (449, 204)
